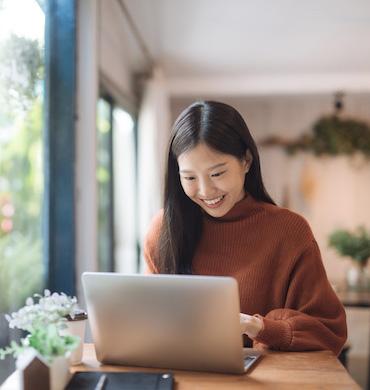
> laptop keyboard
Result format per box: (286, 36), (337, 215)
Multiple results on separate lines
(244, 356), (257, 371)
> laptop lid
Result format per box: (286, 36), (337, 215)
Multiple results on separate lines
(82, 272), (257, 374)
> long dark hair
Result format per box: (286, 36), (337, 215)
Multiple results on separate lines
(158, 101), (275, 274)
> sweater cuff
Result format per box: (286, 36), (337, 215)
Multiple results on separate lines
(252, 314), (293, 350)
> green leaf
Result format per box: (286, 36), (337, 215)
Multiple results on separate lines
(328, 226), (370, 265)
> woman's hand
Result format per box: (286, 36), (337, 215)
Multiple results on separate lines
(239, 313), (262, 338)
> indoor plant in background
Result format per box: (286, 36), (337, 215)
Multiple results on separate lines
(329, 226), (370, 291)
(0, 289), (82, 390)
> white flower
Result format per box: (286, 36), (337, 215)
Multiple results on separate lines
(49, 313), (60, 322)
(4, 290), (79, 331)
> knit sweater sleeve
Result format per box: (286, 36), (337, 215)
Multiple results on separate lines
(252, 240), (347, 356)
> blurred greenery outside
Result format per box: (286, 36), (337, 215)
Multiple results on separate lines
(0, 29), (45, 315)
(97, 98), (113, 272)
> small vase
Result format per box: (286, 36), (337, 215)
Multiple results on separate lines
(16, 348), (70, 390)
(48, 354), (71, 390)
(60, 310), (88, 365)
(347, 263), (370, 291)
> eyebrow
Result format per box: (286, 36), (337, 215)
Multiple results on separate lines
(179, 162), (227, 174)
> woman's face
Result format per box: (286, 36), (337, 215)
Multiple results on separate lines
(178, 143), (252, 218)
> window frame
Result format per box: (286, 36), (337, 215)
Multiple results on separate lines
(43, 0), (76, 295)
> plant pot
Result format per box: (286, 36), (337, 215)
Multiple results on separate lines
(48, 354), (71, 390)
(60, 310), (88, 365)
(347, 263), (370, 291)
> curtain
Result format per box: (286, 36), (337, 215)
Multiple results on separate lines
(137, 67), (171, 270)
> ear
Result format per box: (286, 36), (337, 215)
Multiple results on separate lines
(243, 149), (253, 173)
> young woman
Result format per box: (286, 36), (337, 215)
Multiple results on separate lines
(144, 100), (347, 355)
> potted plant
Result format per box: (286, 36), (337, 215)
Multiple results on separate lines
(0, 289), (82, 390)
(328, 226), (370, 290)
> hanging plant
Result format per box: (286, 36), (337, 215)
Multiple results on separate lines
(285, 115), (370, 157)
(260, 93), (370, 158)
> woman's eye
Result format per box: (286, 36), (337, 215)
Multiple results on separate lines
(184, 176), (195, 181)
(211, 171), (225, 178)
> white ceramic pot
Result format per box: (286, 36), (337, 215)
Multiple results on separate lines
(48, 354), (71, 390)
(60, 310), (88, 365)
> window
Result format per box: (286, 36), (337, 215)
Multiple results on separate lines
(112, 107), (138, 273)
(97, 97), (114, 271)
(0, 0), (76, 382)
(0, 0), (45, 381)
(97, 96), (138, 273)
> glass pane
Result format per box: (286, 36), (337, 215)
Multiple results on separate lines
(96, 98), (113, 271)
(0, 0), (45, 382)
(113, 108), (138, 273)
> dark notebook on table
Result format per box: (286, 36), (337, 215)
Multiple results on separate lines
(65, 371), (174, 390)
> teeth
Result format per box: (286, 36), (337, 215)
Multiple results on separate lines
(203, 196), (224, 205)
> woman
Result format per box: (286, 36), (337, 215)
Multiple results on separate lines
(144, 100), (347, 355)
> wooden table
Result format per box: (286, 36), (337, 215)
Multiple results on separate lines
(335, 285), (370, 390)
(0, 344), (361, 390)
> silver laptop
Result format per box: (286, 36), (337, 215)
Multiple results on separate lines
(82, 272), (262, 374)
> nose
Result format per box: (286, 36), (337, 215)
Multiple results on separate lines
(197, 177), (216, 198)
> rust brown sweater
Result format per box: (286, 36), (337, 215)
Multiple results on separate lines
(144, 195), (347, 355)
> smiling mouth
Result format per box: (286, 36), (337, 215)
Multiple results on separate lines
(202, 195), (225, 205)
